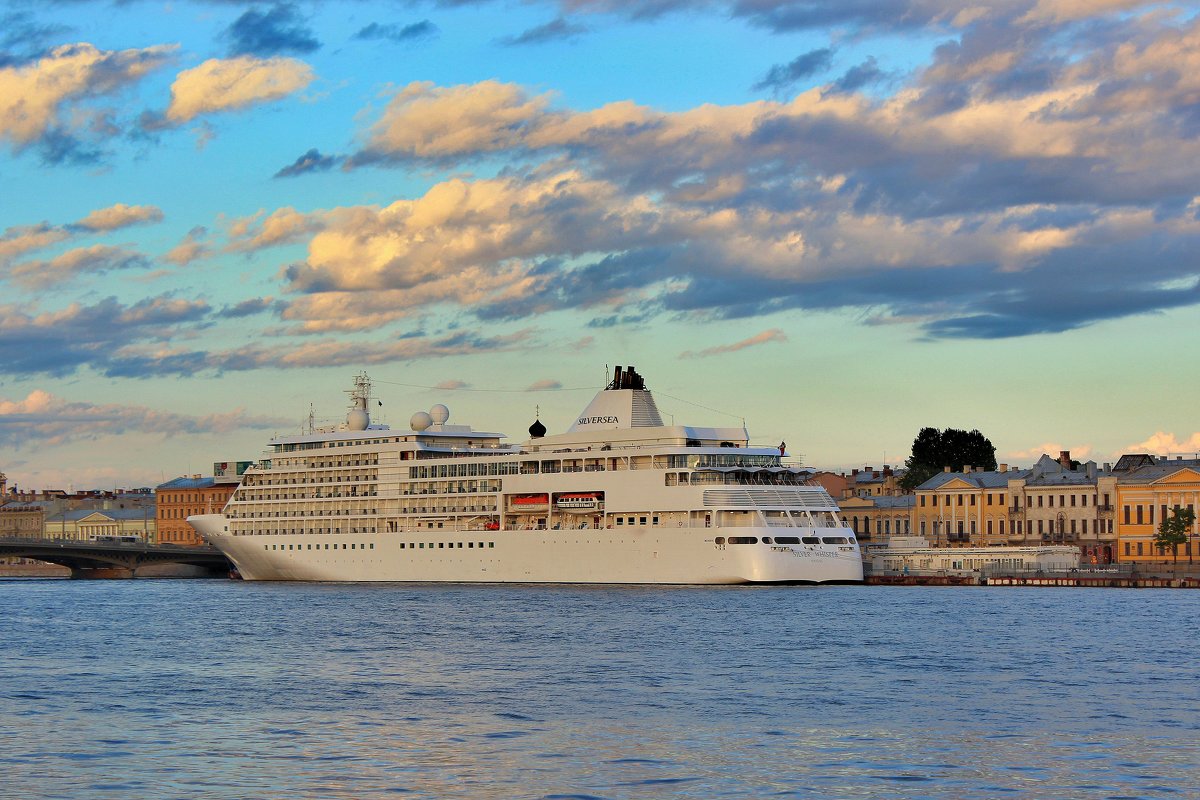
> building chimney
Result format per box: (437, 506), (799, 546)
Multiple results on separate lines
(999, 464), (1008, 473)
(944, 466), (951, 473)
(963, 465), (971, 473)
(1058, 450), (1072, 468)
(851, 469), (859, 476)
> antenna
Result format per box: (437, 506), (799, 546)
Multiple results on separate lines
(308, 403), (315, 434)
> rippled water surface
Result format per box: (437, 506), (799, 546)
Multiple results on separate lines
(2, 580), (1198, 799)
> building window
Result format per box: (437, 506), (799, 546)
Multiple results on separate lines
(1136, 506), (1144, 525)
(1124, 506), (1130, 524)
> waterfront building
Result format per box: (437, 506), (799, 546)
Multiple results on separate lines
(914, 465), (1026, 546)
(157, 476), (238, 546)
(839, 494), (915, 543)
(43, 507), (155, 542)
(1005, 452), (1117, 564)
(1114, 457), (1200, 564)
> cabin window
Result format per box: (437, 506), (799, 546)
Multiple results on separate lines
(821, 536), (849, 544)
(489, 542), (494, 548)
(774, 536), (800, 544)
(616, 518), (623, 525)
(714, 537), (726, 545)
(727, 536), (758, 544)
(639, 517), (647, 525)
(762, 537), (773, 544)
(801, 537), (821, 544)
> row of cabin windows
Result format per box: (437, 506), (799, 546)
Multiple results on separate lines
(715, 536), (853, 545)
(1123, 503), (1195, 526)
(265, 541), (496, 551)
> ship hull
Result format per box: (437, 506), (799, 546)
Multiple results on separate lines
(189, 514), (863, 584)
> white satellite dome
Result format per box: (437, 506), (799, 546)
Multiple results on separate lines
(347, 408), (370, 431)
(429, 404), (450, 424)
(410, 411), (433, 431)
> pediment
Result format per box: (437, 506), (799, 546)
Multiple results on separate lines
(1152, 467), (1200, 486)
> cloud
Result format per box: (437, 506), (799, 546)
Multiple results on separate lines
(354, 20), (438, 43)
(0, 295), (211, 377)
(1125, 432), (1200, 456)
(74, 203), (164, 232)
(680, 328), (788, 358)
(330, 3), (1200, 340)
(0, 223), (71, 267)
(217, 297), (278, 318)
(226, 3), (320, 57)
(163, 55), (314, 125)
(0, 389), (290, 448)
(500, 17), (589, 46)
(0, 42), (174, 156)
(163, 226), (210, 266)
(226, 206), (322, 251)
(527, 379), (562, 391)
(7, 244), (151, 289)
(752, 47), (835, 94)
(434, 379), (470, 390)
(1007, 442), (1094, 461)
(274, 148), (341, 178)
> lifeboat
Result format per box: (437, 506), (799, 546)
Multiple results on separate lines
(509, 494), (549, 512)
(555, 492), (602, 513)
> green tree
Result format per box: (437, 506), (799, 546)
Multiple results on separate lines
(1155, 506), (1196, 567)
(899, 427), (998, 490)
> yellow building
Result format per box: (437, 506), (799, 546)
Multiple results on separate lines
(914, 465), (1020, 546)
(839, 495), (914, 543)
(1115, 459), (1200, 564)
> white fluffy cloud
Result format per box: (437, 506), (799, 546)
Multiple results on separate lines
(165, 56), (314, 124)
(75, 203), (164, 232)
(0, 42), (174, 149)
(1126, 432), (1200, 455)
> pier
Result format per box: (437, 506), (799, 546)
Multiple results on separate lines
(0, 537), (231, 579)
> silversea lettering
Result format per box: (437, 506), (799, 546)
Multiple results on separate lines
(578, 416), (619, 425)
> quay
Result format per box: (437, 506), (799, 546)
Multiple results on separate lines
(866, 563), (1200, 588)
(0, 536), (231, 579)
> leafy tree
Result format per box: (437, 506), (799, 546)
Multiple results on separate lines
(1155, 506), (1195, 567)
(899, 427), (998, 490)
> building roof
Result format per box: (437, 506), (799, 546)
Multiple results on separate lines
(47, 507), (154, 522)
(918, 468), (1029, 491)
(157, 476), (217, 490)
(1116, 460), (1200, 485)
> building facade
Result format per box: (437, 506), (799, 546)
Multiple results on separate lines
(914, 465), (1023, 546)
(157, 476), (238, 546)
(1114, 459), (1200, 564)
(840, 495), (915, 543)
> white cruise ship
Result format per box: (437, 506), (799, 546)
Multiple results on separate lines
(189, 367), (862, 584)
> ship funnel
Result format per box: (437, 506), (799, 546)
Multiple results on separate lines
(569, 365), (663, 433)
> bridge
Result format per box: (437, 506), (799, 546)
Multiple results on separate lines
(0, 537), (231, 579)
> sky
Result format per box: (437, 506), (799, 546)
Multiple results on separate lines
(2, 0), (1199, 490)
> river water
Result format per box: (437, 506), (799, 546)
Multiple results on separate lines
(1, 580), (1197, 799)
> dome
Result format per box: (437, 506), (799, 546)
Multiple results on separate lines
(347, 409), (370, 431)
(429, 403), (450, 424)
(410, 411), (433, 431)
(528, 418), (547, 438)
